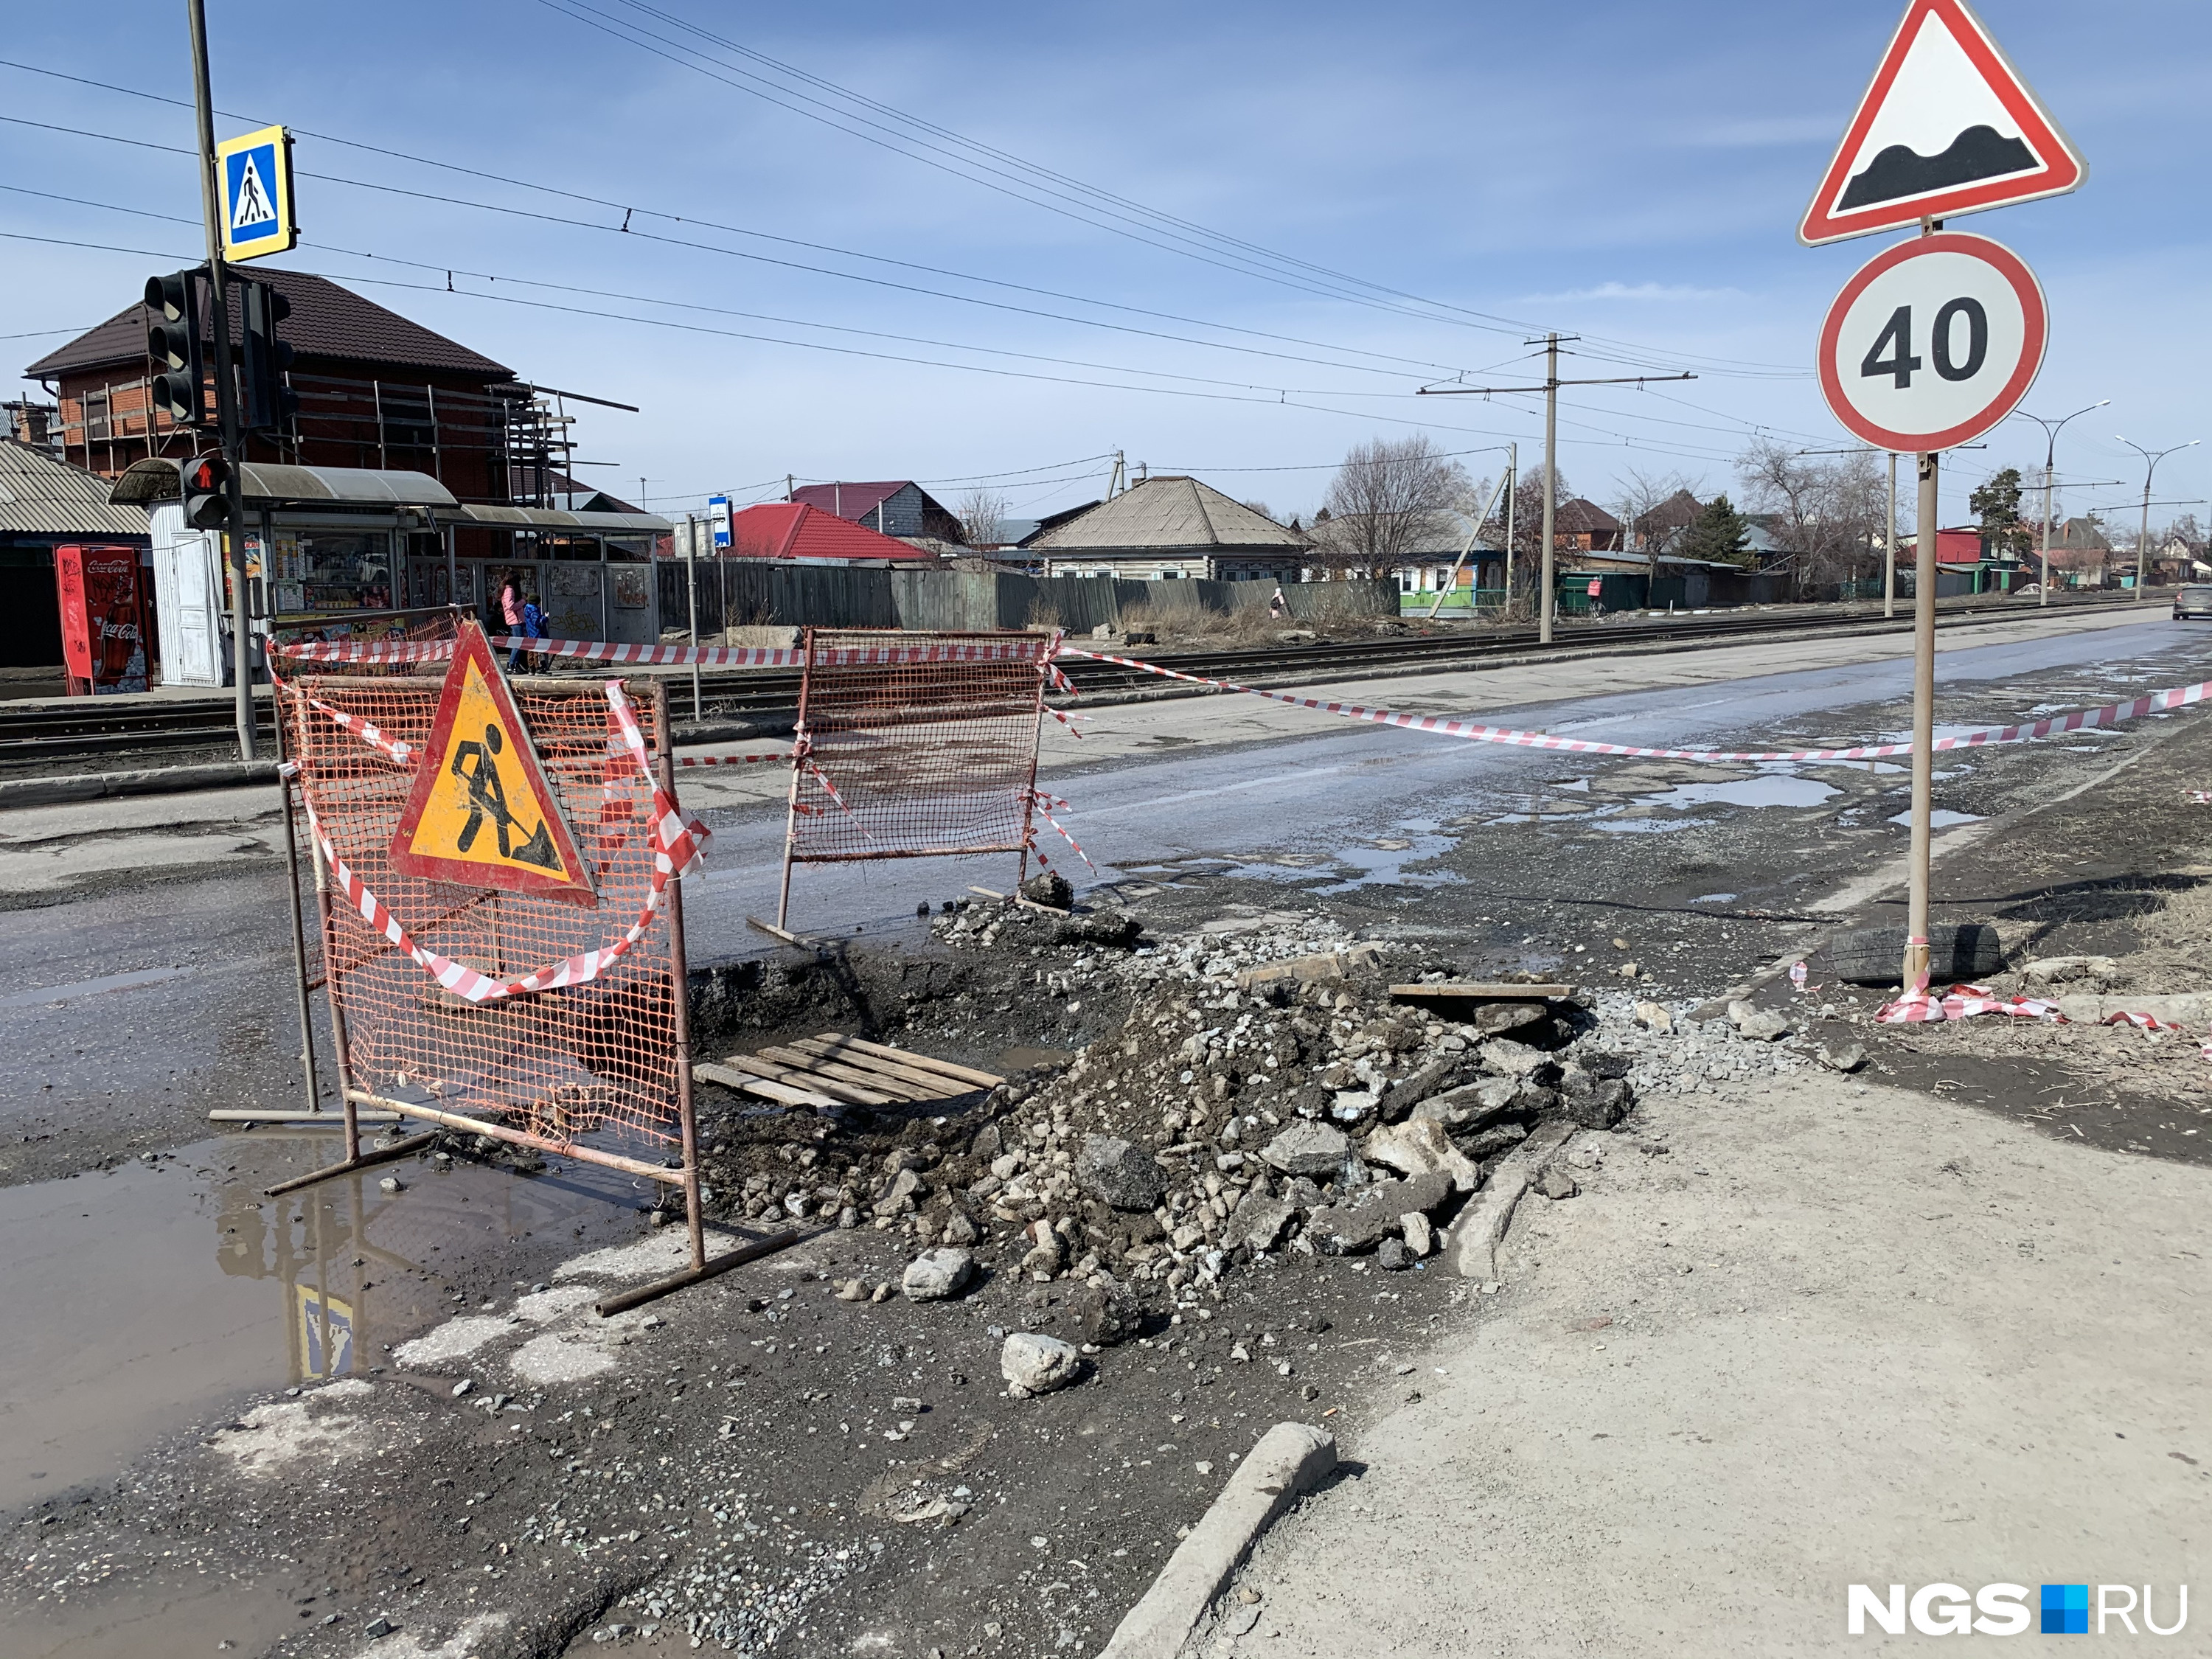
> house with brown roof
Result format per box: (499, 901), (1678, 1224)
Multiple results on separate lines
(1554, 498), (1624, 553)
(23, 271), (526, 505)
(1024, 476), (1308, 581)
(789, 481), (966, 544)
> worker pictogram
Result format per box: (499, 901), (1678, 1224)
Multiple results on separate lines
(387, 622), (597, 905)
(1798, 0), (2085, 246)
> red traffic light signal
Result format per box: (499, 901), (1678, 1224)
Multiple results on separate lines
(181, 453), (231, 530)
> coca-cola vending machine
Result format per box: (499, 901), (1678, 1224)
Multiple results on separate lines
(56, 543), (150, 695)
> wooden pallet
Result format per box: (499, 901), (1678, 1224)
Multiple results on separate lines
(694, 1031), (1002, 1111)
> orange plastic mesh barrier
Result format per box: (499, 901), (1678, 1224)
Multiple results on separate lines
(787, 628), (1057, 871)
(285, 669), (684, 1155)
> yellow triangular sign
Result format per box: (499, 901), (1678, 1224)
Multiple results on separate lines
(386, 623), (597, 906)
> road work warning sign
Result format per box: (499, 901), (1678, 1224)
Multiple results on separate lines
(387, 623), (597, 905)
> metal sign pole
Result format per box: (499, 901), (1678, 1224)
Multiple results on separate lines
(653, 678), (706, 1276)
(1885, 453), (1898, 619)
(1902, 448), (1939, 995)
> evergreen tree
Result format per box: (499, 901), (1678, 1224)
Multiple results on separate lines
(1969, 467), (2033, 559)
(1681, 493), (1752, 567)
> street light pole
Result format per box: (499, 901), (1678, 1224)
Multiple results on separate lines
(2011, 401), (2108, 606)
(2117, 436), (2200, 601)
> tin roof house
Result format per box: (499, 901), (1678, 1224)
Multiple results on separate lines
(1024, 476), (1308, 580)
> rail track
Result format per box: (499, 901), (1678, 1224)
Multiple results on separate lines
(0, 592), (2146, 771)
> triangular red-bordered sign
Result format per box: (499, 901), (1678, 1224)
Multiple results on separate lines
(1798, 0), (2085, 246)
(386, 621), (598, 908)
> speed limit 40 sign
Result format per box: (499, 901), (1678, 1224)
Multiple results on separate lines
(1817, 232), (2046, 452)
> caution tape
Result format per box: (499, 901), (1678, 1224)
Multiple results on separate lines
(270, 638), (454, 664)
(1026, 789), (1094, 870)
(1877, 984), (2200, 1042)
(1054, 647), (2212, 765)
(281, 684), (417, 767)
(677, 751), (795, 768)
(271, 634), (1064, 669)
(291, 682), (706, 1003)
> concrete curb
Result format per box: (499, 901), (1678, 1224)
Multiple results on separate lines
(1095, 1420), (1337, 1659)
(0, 759), (279, 809)
(1445, 1119), (1577, 1280)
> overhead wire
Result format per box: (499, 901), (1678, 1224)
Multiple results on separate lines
(576, 0), (1812, 378)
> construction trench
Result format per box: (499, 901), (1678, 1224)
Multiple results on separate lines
(5, 610), (2211, 1658)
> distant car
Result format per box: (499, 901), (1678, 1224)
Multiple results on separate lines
(2015, 581), (2042, 596)
(2175, 584), (2212, 621)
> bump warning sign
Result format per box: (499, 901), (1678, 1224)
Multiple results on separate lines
(387, 624), (597, 906)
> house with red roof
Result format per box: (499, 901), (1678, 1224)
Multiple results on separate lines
(726, 502), (942, 565)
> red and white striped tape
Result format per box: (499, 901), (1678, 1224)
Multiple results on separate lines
(493, 635), (1059, 669)
(1876, 985), (2201, 1042)
(1026, 789), (1094, 870)
(677, 751), (793, 768)
(288, 681), (706, 1003)
(299, 790), (677, 1004)
(271, 637), (456, 664)
(284, 685), (417, 766)
(1056, 647), (2212, 765)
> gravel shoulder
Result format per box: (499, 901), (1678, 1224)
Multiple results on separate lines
(1211, 1068), (2212, 1658)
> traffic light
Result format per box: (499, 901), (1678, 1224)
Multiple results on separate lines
(240, 279), (297, 431)
(145, 267), (210, 428)
(181, 453), (231, 530)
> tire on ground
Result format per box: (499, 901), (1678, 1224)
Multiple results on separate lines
(1823, 922), (2003, 986)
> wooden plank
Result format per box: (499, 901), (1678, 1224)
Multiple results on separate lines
(1389, 981), (1575, 1001)
(809, 1032), (1004, 1090)
(967, 885), (1006, 900)
(692, 1062), (839, 1110)
(752, 1044), (938, 1103)
(712, 1051), (897, 1107)
(784, 1037), (973, 1099)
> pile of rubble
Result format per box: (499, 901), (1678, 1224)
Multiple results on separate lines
(707, 899), (1726, 1363)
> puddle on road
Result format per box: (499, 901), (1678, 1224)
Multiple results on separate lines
(1124, 821), (1464, 895)
(0, 967), (192, 1011)
(1638, 772), (1840, 811)
(1890, 808), (1984, 828)
(3, 1575), (305, 1659)
(1691, 893), (1738, 904)
(0, 1134), (646, 1512)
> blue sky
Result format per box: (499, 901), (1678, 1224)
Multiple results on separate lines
(4, 1), (2205, 531)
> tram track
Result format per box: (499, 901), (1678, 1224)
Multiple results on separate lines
(0, 591), (2143, 771)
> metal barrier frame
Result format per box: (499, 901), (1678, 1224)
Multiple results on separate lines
(773, 626), (1056, 928)
(267, 671), (782, 1308)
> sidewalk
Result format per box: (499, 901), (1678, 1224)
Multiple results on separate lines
(1207, 1071), (2210, 1656)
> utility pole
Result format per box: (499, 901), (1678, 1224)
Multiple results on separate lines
(2116, 436), (2199, 601)
(1419, 344), (1694, 644)
(2013, 402), (2108, 606)
(189, 0), (254, 760)
(1503, 442), (1517, 611)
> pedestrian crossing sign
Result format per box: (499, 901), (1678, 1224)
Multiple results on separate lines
(215, 124), (296, 261)
(387, 622), (597, 906)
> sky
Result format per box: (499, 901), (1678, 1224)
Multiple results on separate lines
(4, 0), (2206, 535)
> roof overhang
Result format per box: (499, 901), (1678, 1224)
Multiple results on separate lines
(440, 503), (670, 533)
(111, 458), (459, 509)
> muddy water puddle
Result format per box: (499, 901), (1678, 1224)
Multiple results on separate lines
(0, 1133), (646, 1512)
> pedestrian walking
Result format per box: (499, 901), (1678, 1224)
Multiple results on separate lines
(498, 578), (525, 670)
(1268, 584), (1288, 619)
(521, 596), (547, 674)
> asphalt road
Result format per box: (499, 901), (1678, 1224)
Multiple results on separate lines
(2, 613), (2202, 1189)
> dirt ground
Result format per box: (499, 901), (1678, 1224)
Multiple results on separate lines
(8, 620), (2212, 1659)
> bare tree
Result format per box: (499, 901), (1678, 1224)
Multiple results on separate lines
(1240, 498), (1278, 523)
(955, 487), (1011, 548)
(1737, 439), (1884, 596)
(1316, 435), (1471, 577)
(1611, 468), (1698, 594)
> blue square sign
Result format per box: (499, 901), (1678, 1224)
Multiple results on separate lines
(216, 124), (296, 260)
